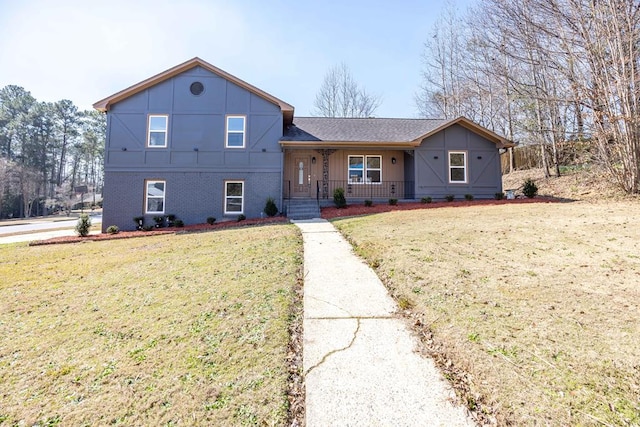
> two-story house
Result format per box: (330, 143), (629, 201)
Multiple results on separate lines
(94, 57), (513, 232)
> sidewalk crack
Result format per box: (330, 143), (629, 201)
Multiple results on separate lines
(305, 295), (352, 317)
(304, 318), (360, 377)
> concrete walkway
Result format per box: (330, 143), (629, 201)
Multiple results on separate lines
(294, 219), (474, 427)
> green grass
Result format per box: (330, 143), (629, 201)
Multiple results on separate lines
(333, 201), (640, 426)
(0, 224), (302, 426)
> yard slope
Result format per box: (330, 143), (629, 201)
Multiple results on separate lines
(0, 224), (302, 426)
(333, 201), (640, 425)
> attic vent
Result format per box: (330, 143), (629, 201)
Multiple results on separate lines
(190, 81), (204, 96)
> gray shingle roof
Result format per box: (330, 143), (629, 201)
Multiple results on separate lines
(281, 117), (449, 143)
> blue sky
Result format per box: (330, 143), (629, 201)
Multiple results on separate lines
(0, 0), (472, 118)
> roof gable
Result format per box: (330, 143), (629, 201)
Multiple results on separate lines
(93, 57), (295, 124)
(280, 116), (514, 148)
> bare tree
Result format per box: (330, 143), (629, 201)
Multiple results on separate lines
(418, 0), (640, 193)
(416, 3), (468, 119)
(312, 63), (381, 118)
(556, 0), (640, 193)
(15, 164), (39, 218)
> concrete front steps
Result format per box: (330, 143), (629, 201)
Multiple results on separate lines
(287, 199), (321, 220)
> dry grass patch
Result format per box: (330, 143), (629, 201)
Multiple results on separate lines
(333, 201), (640, 426)
(0, 224), (302, 426)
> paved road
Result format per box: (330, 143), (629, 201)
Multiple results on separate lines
(0, 214), (102, 244)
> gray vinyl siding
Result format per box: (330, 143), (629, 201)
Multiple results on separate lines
(413, 124), (502, 199)
(102, 66), (283, 231)
(105, 66), (282, 172)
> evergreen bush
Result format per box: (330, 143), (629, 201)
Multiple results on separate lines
(333, 187), (347, 208)
(523, 179), (538, 198)
(264, 197), (278, 217)
(75, 214), (91, 237)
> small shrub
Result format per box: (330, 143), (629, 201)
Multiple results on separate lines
(133, 216), (144, 230)
(333, 187), (347, 209)
(153, 216), (164, 228)
(166, 214), (176, 227)
(237, 214), (246, 222)
(264, 197), (278, 217)
(206, 217), (216, 225)
(445, 194), (455, 202)
(388, 198), (398, 206)
(106, 225), (119, 235)
(142, 225), (154, 232)
(523, 179), (538, 198)
(465, 194), (474, 201)
(174, 219), (184, 227)
(75, 214), (91, 237)
(364, 199), (373, 207)
(421, 196), (432, 204)
(495, 192), (505, 200)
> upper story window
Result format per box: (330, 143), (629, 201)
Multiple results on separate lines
(145, 180), (165, 214)
(148, 115), (168, 148)
(348, 155), (382, 184)
(226, 115), (246, 148)
(448, 151), (467, 183)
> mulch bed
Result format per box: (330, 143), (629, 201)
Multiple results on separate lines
(320, 196), (561, 220)
(29, 216), (289, 246)
(30, 198), (560, 246)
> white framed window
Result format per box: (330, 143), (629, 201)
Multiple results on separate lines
(147, 115), (168, 148)
(224, 181), (244, 214)
(366, 156), (382, 183)
(348, 155), (382, 184)
(226, 115), (246, 148)
(145, 180), (165, 214)
(448, 151), (467, 183)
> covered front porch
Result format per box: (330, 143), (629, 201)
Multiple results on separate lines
(282, 148), (415, 205)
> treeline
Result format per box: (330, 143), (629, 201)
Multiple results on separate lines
(0, 85), (105, 219)
(417, 0), (640, 194)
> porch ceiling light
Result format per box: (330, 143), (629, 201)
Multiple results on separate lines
(312, 156), (316, 164)
(391, 157), (397, 164)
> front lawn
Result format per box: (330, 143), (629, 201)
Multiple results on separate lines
(0, 224), (302, 426)
(333, 201), (640, 426)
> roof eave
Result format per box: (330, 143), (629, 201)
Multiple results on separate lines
(410, 116), (516, 148)
(93, 57), (295, 123)
(279, 140), (416, 148)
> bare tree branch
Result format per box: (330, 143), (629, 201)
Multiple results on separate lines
(312, 63), (381, 118)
